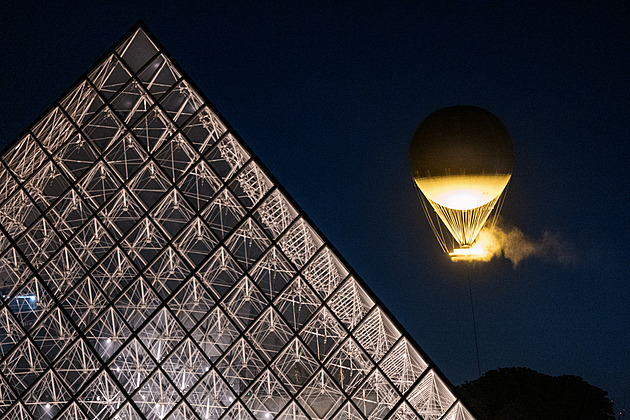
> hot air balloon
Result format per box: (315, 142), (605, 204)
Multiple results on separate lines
(409, 106), (514, 260)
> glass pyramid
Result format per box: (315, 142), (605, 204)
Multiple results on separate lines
(0, 24), (476, 420)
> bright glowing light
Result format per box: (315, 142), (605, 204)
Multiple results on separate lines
(106, 338), (112, 344)
(415, 174), (511, 210)
(449, 244), (488, 262)
(45, 403), (51, 409)
(450, 246), (485, 257)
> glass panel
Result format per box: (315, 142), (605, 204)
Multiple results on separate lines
(3, 134), (46, 183)
(25, 161), (71, 211)
(150, 189), (195, 238)
(297, 369), (344, 420)
(221, 277), (268, 330)
(0, 164), (18, 208)
(249, 246), (295, 300)
(163, 338), (209, 391)
(154, 133), (199, 183)
(160, 80), (203, 124)
(0, 189), (40, 239)
(196, 247), (243, 299)
(110, 80), (154, 126)
(31, 307), (76, 362)
(216, 338), (265, 396)
(78, 371), (125, 418)
(300, 308), (345, 362)
(191, 306), (239, 362)
(254, 189), (298, 240)
(242, 370), (291, 420)
(85, 307), (131, 361)
(61, 276), (107, 330)
(144, 246), (190, 299)
(328, 276), (374, 331)
(173, 217), (218, 267)
(229, 161), (273, 209)
(138, 308), (185, 362)
(181, 106), (226, 153)
(83, 107), (125, 152)
(61, 80), (104, 126)
(114, 276), (161, 330)
(303, 247), (349, 301)
(132, 107), (175, 153)
(201, 188), (245, 239)
(271, 338), (320, 395)
(274, 276), (321, 331)
(167, 276), (214, 331)
(89, 54), (132, 99)
(206, 134), (250, 181)
(278, 218), (323, 270)
(177, 160), (222, 211)
(245, 307), (293, 361)
(22, 369), (71, 419)
(110, 338), (156, 393)
(54, 338), (100, 394)
(354, 308), (401, 362)
(225, 218), (270, 269)
(31, 107), (75, 155)
(53, 132), (98, 181)
(326, 338), (374, 394)
(138, 53), (181, 99)
(105, 133), (148, 180)
(38, 246), (85, 298)
(187, 369), (234, 419)
(127, 160), (172, 209)
(1, 339), (47, 395)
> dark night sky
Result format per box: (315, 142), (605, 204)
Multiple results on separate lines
(1, 0), (629, 413)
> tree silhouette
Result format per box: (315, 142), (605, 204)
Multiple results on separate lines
(456, 367), (615, 420)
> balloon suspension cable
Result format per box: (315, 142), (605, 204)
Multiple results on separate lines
(415, 186), (451, 253)
(489, 181), (510, 231)
(430, 196), (500, 247)
(467, 265), (482, 378)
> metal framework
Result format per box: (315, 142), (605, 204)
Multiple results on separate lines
(0, 24), (475, 420)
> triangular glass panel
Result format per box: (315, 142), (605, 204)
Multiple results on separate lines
(138, 53), (181, 99)
(116, 27), (159, 72)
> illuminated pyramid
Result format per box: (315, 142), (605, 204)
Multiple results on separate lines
(0, 24), (475, 420)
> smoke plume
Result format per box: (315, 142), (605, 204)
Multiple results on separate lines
(475, 224), (574, 267)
